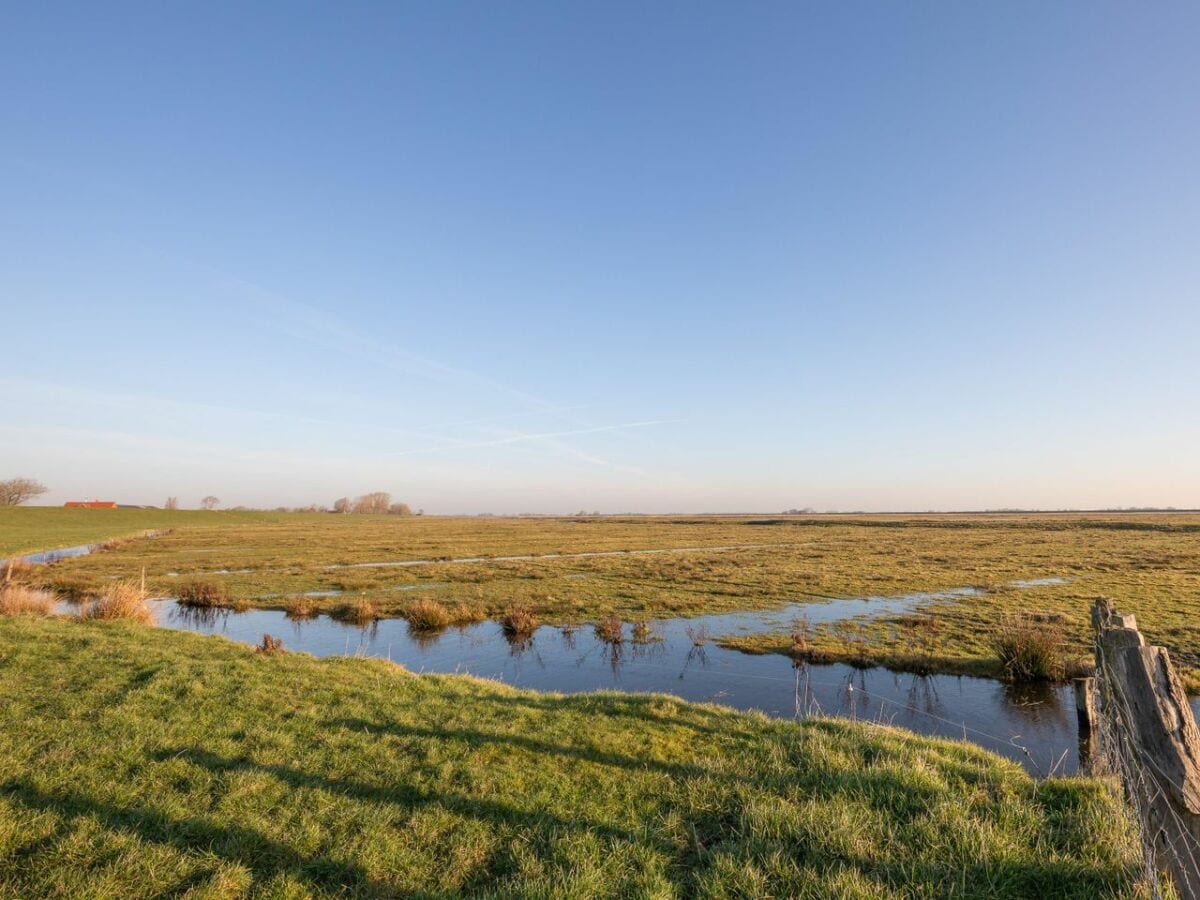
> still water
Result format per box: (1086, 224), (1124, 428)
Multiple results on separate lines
(138, 593), (1084, 776)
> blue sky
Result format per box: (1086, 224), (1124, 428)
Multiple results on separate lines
(2, 2), (1198, 512)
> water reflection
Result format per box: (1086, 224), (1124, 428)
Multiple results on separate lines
(132, 597), (1101, 775)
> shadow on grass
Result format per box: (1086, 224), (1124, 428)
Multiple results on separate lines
(327, 717), (710, 780)
(0, 778), (384, 895)
(156, 747), (641, 846)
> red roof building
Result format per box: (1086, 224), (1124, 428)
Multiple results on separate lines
(64, 501), (119, 509)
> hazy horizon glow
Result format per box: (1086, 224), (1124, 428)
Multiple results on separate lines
(3, 4), (1199, 514)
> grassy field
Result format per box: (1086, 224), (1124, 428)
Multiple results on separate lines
(0, 507), (202, 558)
(0, 616), (1143, 898)
(6, 507), (1200, 686)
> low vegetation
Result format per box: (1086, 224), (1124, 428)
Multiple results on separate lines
(501, 605), (537, 636)
(0, 617), (1144, 897)
(405, 597), (451, 631)
(77, 581), (155, 625)
(0, 585), (54, 617)
(993, 613), (1069, 682)
(284, 595), (316, 619)
(595, 614), (624, 643)
(176, 579), (229, 608)
(7, 508), (1200, 685)
(332, 599), (379, 625)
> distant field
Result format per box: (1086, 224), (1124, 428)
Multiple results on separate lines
(0, 616), (1142, 897)
(0, 507), (207, 558)
(8, 507), (1200, 683)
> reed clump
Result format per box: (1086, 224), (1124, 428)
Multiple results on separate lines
(406, 598), (451, 631)
(285, 596), (316, 619)
(993, 613), (1066, 682)
(177, 580), (229, 608)
(501, 605), (537, 636)
(334, 599), (379, 625)
(0, 559), (34, 583)
(595, 615), (624, 644)
(78, 582), (155, 625)
(631, 620), (656, 643)
(0, 585), (55, 617)
(256, 633), (285, 655)
(448, 602), (486, 625)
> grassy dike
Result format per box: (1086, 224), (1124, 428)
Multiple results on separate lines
(0, 617), (1142, 898)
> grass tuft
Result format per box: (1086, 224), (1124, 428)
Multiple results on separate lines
(595, 614), (624, 643)
(78, 582), (155, 625)
(501, 605), (537, 636)
(285, 596), (316, 619)
(255, 633), (285, 654)
(333, 599), (379, 625)
(177, 580), (229, 608)
(993, 613), (1066, 682)
(1, 558), (35, 582)
(406, 597), (451, 631)
(0, 584), (55, 616)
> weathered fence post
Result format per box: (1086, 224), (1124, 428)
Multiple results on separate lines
(1092, 597), (1200, 898)
(1074, 676), (1098, 774)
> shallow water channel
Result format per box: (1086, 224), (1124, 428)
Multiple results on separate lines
(117, 589), (1092, 776)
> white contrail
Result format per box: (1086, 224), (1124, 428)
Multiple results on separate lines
(389, 420), (681, 457)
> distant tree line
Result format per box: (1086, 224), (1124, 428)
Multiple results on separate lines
(332, 492), (416, 515)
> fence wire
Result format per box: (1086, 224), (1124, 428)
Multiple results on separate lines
(1093, 624), (1200, 900)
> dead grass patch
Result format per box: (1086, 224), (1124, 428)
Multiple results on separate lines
(177, 580), (229, 608)
(0, 585), (55, 617)
(595, 615), (624, 643)
(334, 599), (379, 625)
(501, 605), (537, 636)
(285, 596), (316, 619)
(79, 582), (155, 625)
(406, 598), (450, 631)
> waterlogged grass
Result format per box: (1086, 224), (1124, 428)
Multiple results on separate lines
(0, 617), (1143, 897)
(9, 508), (1200, 684)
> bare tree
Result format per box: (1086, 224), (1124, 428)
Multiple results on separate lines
(388, 501), (412, 516)
(0, 478), (48, 507)
(164, 496), (179, 510)
(333, 497), (351, 514)
(353, 492), (391, 515)
(200, 495), (220, 510)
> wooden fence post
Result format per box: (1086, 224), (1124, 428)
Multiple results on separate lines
(1093, 597), (1200, 898)
(1074, 676), (1098, 775)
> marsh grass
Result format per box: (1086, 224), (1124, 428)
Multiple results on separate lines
(405, 597), (450, 631)
(993, 613), (1067, 682)
(501, 605), (537, 636)
(1, 558), (34, 583)
(10, 507), (1200, 684)
(333, 599), (379, 625)
(631, 620), (657, 643)
(255, 633), (285, 655)
(595, 614), (624, 643)
(78, 582), (154, 625)
(285, 595), (316, 619)
(0, 584), (54, 616)
(447, 601), (486, 625)
(0, 616), (1146, 897)
(176, 580), (229, 608)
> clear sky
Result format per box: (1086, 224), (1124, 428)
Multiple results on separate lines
(2, 3), (1198, 513)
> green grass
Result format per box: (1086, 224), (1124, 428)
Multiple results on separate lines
(8, 507), (1200, 686)
(0, 617), (1143, 898)
(0, 507), (204, 558)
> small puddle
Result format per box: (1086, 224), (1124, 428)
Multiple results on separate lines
(7, 544), (98, 565)
(88, 587), (1100, 776)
